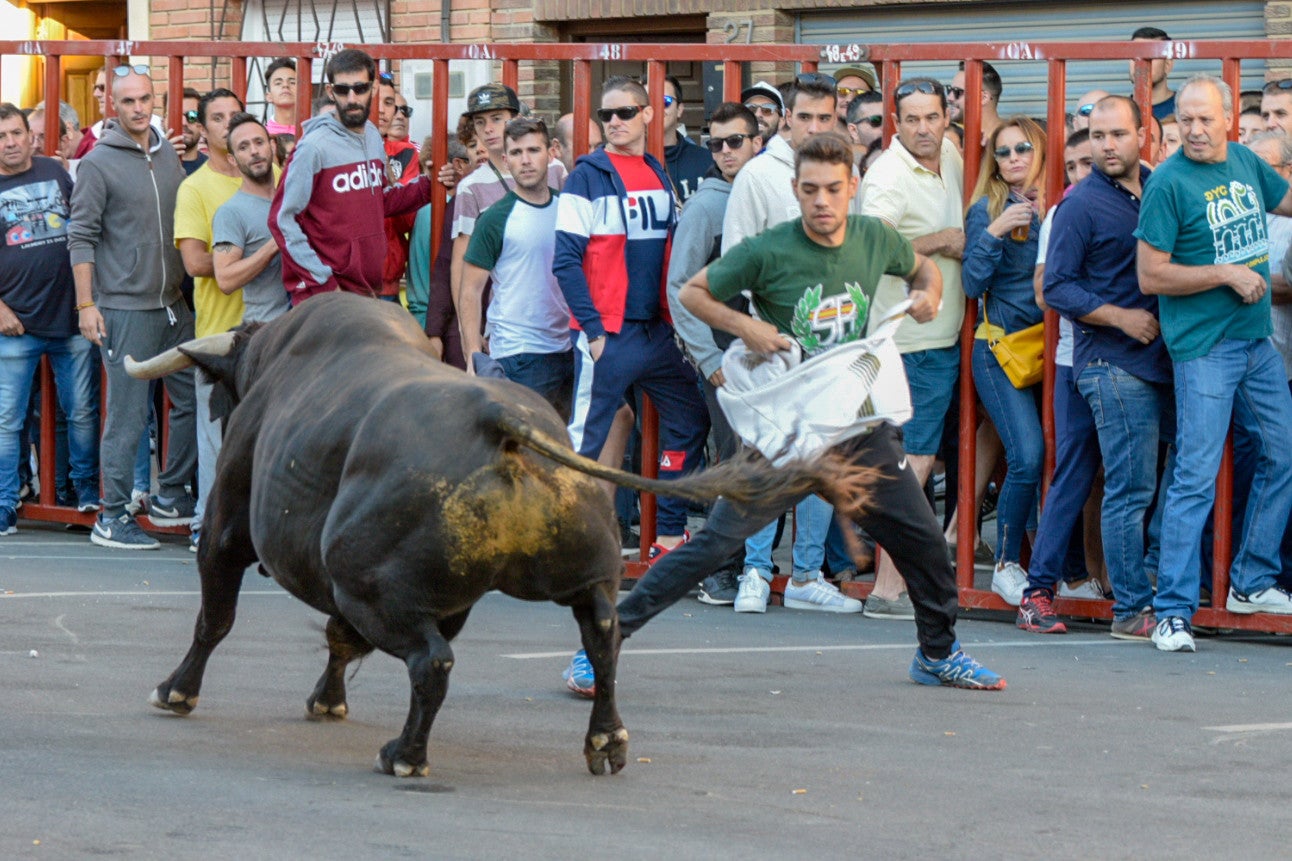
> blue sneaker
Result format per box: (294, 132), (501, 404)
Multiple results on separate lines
(909, 643), (1006, 690)
(562, 649), (595, 698)
(0, 506), (16, 536)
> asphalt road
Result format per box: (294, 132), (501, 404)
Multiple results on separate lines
(3, 523), (1291, 860)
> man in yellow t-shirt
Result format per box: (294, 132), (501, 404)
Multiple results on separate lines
(173, 89), (282, 549)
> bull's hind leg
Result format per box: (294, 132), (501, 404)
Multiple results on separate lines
(306, 615), (375, 720)
(571, 582), (628, 775)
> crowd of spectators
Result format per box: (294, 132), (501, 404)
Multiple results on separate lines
(6, 28), (1292, 655)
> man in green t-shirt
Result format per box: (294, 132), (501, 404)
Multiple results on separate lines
(563, 133), (1006, 692)
(1136, 74), (1292, 652)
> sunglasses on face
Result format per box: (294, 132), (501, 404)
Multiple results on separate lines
(705, 133), (751, 153)
(331, 82), (372, 97)
(895, 80), (945, 100)
(395, 105), (413, 118)
(111, 64), (150, 78)
(994, 140), (1035, 159)
(597, 105), (644, 123)
(183, 109), (200, 123)
(857, 115), (883, 128)
(796, 72), (836, 88)
(946, 86), (965, 99)
(744, 102), (780, 116)
(837, 86), (869, 98)
(663, 95), (677, 108)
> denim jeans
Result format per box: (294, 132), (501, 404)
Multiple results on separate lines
(743, 493), (836, 579)
(1077, 362), (1164, 620)
(0, 333), (98, 511)
(972, 339), (1043, 563)
(1156, 338), (1292, 618)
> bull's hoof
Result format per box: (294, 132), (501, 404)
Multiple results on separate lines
(149, 685), (198, 715)
(374, 741), (430, 778)
(584, 726), (629, 775)
(305, 698), (348, 720)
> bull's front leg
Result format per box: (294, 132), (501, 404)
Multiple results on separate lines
(572, 582), (628, 775)
(373, 616), (464, 778)
(150, 552), (249, 715)
(306, 615), (375, 720)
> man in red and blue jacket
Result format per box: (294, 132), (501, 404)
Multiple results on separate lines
(553, 75), (710, 558)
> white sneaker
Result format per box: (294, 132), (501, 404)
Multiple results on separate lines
(734, 567), (771, 613)
(1058, 579), (1106, 600)
(1152, 615), (1196, 652)
(1226, 586), (1292, 615)
(991, 561), (1028, 607)
(783, 572), (863, 614)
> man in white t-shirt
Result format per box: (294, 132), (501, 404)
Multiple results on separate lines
(459, 118), (573, 419)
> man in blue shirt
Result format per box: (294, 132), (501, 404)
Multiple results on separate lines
(1045, 96), (1172, 641)
(1136, 75), (1292, 651)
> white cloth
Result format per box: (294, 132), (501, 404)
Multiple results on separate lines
(718, 302), (913, 466)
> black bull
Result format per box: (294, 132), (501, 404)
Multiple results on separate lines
(126, 293), (867, 777)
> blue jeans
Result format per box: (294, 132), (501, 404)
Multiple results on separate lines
(744, 492), (838, 579)
(1026, 363), (1099, 593)
(1077, 362), (1165, 620)
(0, 333), (98, 511)
(972, 339), (1043, 563)
(1156, 338), (1292, 618)
(497, 350), (574, 421)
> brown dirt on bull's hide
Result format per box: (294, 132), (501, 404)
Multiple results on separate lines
(441, 454), (602, 572)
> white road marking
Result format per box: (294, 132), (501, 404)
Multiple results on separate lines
(1, 555), (188, 562)
(503, 638), (1136, 660)
(1204, 722), (1292, 733)
(53, 614), (79, 645)
(1, 590), (287, 599)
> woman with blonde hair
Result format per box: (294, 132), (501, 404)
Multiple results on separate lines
(962, 115), (1047, 607)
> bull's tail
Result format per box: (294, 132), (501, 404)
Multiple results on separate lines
(486, 404), (875, 516)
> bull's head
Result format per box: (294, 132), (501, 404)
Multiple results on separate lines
(125, 325), (261, 424)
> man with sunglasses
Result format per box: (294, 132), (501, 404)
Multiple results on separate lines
(176, 89), (207, 175)
(662, 76), (713, 204)
(1260, 80), (1292, 138)
(374, 72), (421, 303)
(947, 61), (1002, 143)
(833, 65), (877, 129)
(270, 48), (432, 305)
(739, 81), (783, 144)
(857, 76), (966, 620)
(844, 91), (884, 163)
(74, 65), (171, 160)
(553, 75), (709, 571)
(68, 65), (197, 550)
(722, 71), (862, 614)
(1070, 89), (1110, 133)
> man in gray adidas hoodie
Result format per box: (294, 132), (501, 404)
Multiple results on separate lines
(69, 67), (196, 550)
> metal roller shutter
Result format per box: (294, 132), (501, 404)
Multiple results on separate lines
(797, 1), (1266, 118)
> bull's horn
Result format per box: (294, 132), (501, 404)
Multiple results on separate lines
(124, 331), (238, 379)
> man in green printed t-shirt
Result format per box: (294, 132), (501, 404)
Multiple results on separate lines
(559, 132), (1006, 691)
(1136, 73), (1292, 653)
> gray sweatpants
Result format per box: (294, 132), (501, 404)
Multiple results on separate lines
(100, 303), (197, 517)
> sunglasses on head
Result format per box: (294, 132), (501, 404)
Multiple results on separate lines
(331, 81), (372, 97)
(1077, 102), (1096, 117)
(378, 71), (394, 84)
(744, 102), (780, 115)
(1265, 79), (1292, 93)
(395, 105), (413, 118)
(597, 105), (644, 123)
(183, 109), (200, 123)
(111, 64), (150, 78)
(705, 133), (751, 153)
(837, 86), (869, 98)
(795, 72), (836, 88)
(895, 80), (945, 100)
(946, 86), (965, 99)
(994, 140), (1035, 159)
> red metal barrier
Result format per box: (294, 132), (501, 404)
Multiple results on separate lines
(10, 37), (1292, 632)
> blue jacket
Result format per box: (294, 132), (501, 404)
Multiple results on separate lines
(553, 148), (678, 339)
(963, 195), (1042, 334)
(1043, 165), (1171, 384)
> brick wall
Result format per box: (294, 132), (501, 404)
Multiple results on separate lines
(1268, 0), (1292, 77)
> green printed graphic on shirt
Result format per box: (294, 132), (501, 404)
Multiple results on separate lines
(707, 216), (915, 356)
(1135, 144), (1291, 361)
